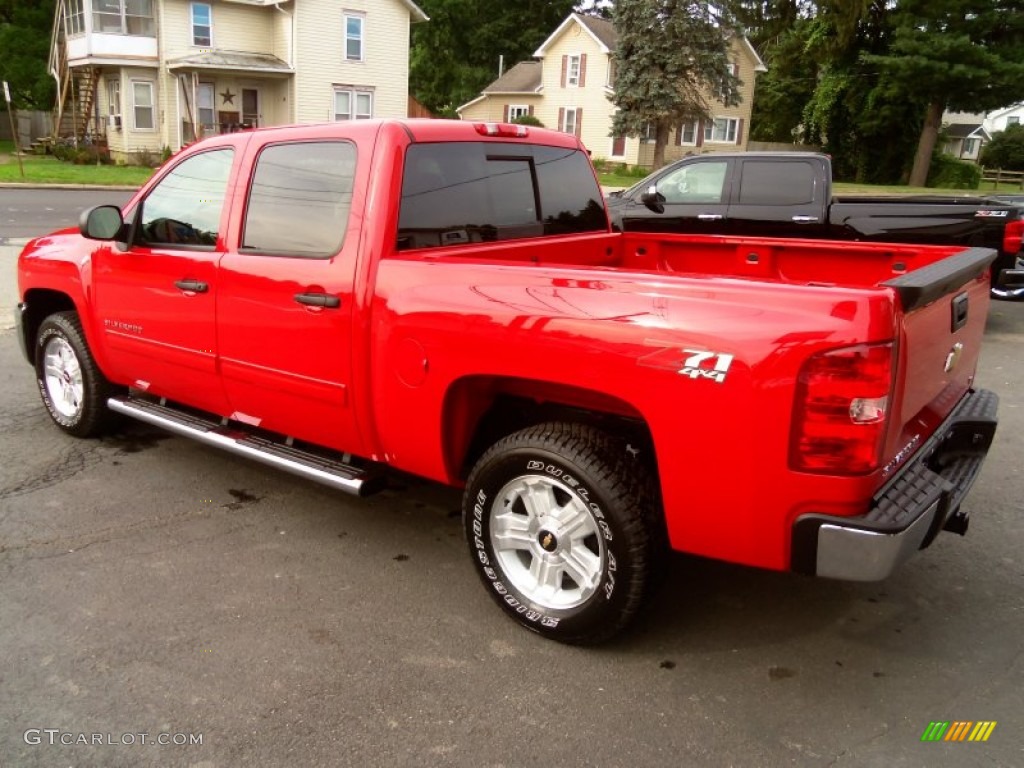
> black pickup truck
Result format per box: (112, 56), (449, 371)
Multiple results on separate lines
(606, 152), (1024, 299)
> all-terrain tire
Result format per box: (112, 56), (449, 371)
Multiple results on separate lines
(463, 422), (665, 644)
(34, 311), (119, 438)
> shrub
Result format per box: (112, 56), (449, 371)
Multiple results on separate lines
(927, 154), (981, 190)
(980, 124), (1024, 171)
(511, 114), (544, 128)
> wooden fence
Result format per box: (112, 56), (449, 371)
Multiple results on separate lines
(980, 167), (1024, 190)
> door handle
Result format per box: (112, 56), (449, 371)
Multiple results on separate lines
(792, 215), (820, 223)
(294, 292), (341, 309)
(174, 279), (208, 293)
(697, 214), (724, 221)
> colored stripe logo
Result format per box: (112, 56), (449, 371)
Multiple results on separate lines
(921, 721), (997, 742)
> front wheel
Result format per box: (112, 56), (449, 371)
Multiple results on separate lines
(463, 422), (664, 644)
(34, 311), (119, 437)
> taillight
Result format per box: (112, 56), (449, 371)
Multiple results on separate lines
(474, 122), (530, 138)
(1003, 219), (1024, 256)
(790, 342), (895, 474)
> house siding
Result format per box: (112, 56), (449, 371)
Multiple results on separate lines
(535, 27), (616, 160)
(294, 0), (412, 123)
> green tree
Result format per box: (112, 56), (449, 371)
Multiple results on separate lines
(980, 124), (1024, 172)
(610, 0), (740, 169)
(0, 0), (56, 110)
(865, 0), (1024, 187)
(410, 0), (576, 116)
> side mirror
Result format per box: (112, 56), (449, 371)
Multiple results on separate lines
(79, 205), (125, 241)
(639, 185), (665, 214)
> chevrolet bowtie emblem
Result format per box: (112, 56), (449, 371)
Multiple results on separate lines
(944, 342), (964, 373)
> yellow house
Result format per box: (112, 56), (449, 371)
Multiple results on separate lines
(50, 0), (428, 162)
(457, 12), (766, 167)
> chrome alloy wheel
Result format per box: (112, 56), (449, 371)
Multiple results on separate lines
(43, 335), (85, 420)
(490, 474), (607, 610)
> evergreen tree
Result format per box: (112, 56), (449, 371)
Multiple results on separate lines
(865, 0), (1024, 186)
(610, 0), (740, 169)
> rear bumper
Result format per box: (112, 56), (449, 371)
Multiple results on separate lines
(791, 388), (999, 581)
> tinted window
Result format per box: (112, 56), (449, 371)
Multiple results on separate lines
(397, 142), (605, 250)
(657, 161), (728, 204)
(138, 148), (233, 247)
(242, 141), (356, 257)
(739, 160), (816, 205)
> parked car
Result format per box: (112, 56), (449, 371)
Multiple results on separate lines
(606, 152), (1024, 300)
(15, 121), (999, 643)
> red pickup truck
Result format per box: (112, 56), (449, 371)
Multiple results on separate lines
(16, 120), (999, 643)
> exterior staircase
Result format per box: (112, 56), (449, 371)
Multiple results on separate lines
(48, 0), (103, 144)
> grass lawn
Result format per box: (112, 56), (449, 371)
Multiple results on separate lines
(0, 151), (154, 186)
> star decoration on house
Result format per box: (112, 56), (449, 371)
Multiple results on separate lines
(220, 89), (236, 105)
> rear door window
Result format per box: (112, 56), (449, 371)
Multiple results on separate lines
(241, 141), (357, 258)
(397, 142), (605, 250)
(738, 160), (817, 206)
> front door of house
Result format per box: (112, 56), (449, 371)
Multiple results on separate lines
(241, 88), (260, 129)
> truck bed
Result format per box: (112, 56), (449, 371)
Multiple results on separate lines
(415, 230), (984, 293)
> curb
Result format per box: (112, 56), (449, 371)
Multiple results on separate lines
(0, 183), (140, 191)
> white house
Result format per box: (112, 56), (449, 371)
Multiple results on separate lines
(50, 0), (427, 162)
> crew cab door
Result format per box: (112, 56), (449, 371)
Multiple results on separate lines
(216, 139), (366, 455)
(726, 157), (829, 238)
(620, 157), (733, 234)
(93, 146), (237, 414)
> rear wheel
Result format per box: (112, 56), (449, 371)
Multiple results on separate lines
(35, 311), (119, 437)
(463, 422), (663, 644)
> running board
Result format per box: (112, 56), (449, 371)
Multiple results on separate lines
(107, 396), (383, 497)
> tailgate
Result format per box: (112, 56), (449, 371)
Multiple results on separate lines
(881, 247), (997, 468)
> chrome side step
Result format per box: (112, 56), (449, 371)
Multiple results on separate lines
(107, 396), (382, 497)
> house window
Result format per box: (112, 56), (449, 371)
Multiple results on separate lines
(67, 0), (86, 35)
(567, 55), (581, 87)
(191, 3), (212, 47)
(606, 59), (616, 88)
(611, 136), (626, 157)
(333, 88), (373, 120)
(1009, 116), (1020, 126)
(560, 107), (580, 136)
(198, 83), (215, 130)
(132, 80), (155, 130)
(719, 62), (739, 102)
(107, 78), (121, 128)
(677, 121), (698, 145)
(344, 13), (364, 61)
(93, 0), (155, 36)
(508, 105), (529, 121)
(641, 122), (656, 143)
(705, 117), (739, 144)
(963, 138), (977, 156)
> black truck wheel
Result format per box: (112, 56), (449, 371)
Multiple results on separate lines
(35, 311), (118, 438)
(463, 422), (664, 644)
